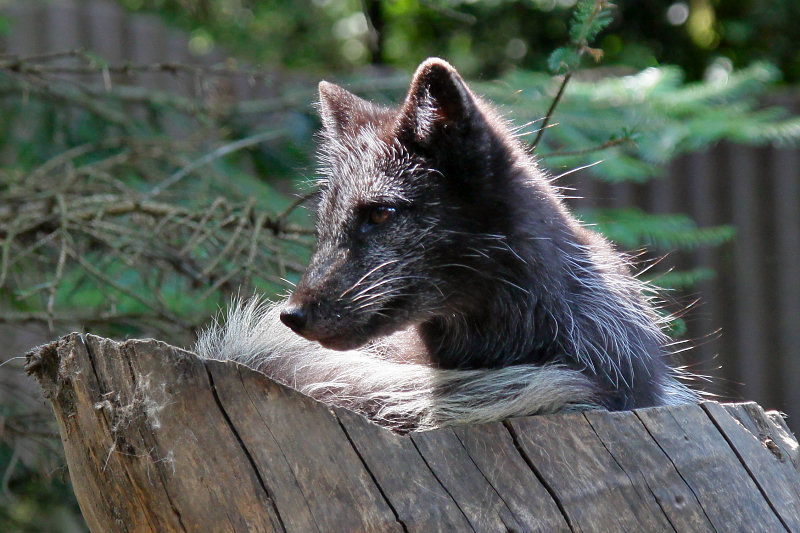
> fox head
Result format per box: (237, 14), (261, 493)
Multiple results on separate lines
(280, 58), (552, 352)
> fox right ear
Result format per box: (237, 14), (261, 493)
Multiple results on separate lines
(396, 58), (479, 145)
(318, 81), (369, 137)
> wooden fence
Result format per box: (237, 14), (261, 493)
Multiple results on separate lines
(2, 0), (800, 432)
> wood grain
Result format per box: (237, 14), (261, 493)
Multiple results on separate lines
(636, 403), (787, 531)
(26, 334), (800, 532)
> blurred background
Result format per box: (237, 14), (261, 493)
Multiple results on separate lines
(1, 0), (799, 530)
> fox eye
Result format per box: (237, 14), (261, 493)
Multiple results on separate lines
(368, 206), (395, 225)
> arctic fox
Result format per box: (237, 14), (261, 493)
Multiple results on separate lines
(197, 58), (696, 432)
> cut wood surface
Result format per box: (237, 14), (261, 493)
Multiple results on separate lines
(26, 333), (800, 533)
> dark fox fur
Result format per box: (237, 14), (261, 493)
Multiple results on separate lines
(197, 58), (696, 431)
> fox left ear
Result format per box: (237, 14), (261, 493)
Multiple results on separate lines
(318, 80), (372, 137)
(397, 58), (479, 145)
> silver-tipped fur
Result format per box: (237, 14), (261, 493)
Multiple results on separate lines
(195, 296), (600, 432)
(196, 58), (700, 430)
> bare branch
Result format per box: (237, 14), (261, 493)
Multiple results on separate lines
(1, 50), (318, 343)
(146, 130), (288, 198)
(531, 73), (572, 151)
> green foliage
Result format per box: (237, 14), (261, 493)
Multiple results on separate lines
(115, 1), (800, 83)
(478, 63), (800, 184)
(647, 268), (717, 291)
(117, 0), (365, 70)
(569, 0), (613, 46)
(579, 208), (735, 252)
(0, 441), (85, 533)
(547, 0), (614, 75)
(547, 46), (581, 75)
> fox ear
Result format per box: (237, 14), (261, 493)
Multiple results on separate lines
(318, 81), (370, 136)
(397, 58), (478, 144)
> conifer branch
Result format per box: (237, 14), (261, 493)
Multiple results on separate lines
(533, 0), (612, 151)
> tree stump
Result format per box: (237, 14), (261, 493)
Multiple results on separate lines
(26, 333), (800, 532)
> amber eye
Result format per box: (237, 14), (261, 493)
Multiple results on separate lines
(368, 206), (395, 225)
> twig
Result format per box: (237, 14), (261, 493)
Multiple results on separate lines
(3, 422), (60, 439)
(1, 49), (320, 341)
(242, 211), (269, 289)
(0, 50), (274, 79)
(1, 52), (413, 125)
(71, 250), (188, 328)
(274, 191), (315, 234)
(0, 310), (201, 330)
(531, 73), (572, 151)
(531, 0), (610, 151)
(178, 197), (227, 256)
(543, 135), (634, 157)
(1, 76), (132, 127)
(47, 195), (70, 333)
(1, 442), (21, 495)
(418, 0), (477, 24)
(200, 199), (255, 278)
(29, 141), (102, 181)
(0, 219), (15, 289)
(146, 129), (288, 198)
(3, 230), (60, 275)
(0, 48), (86, 65)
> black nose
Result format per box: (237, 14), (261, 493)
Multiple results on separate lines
(280, 306), (308, 333)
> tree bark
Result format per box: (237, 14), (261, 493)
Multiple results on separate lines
(26, 333), (800, 532)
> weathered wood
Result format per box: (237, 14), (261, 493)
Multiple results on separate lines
(451, 423), (571, 532)
(26, 334), (800, 532)
(636, 404), (787, 531)
(705, 402), (800, 530)
(508, 411), (676, 531)
(410, 427), (524, 531)
(583, 409), (715, 532)
(208, 363), (401, 532)
(31, 334), (283, 532)
(335, 407), (473, 531)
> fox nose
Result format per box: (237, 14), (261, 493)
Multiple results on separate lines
(280, 306), (308, 334)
